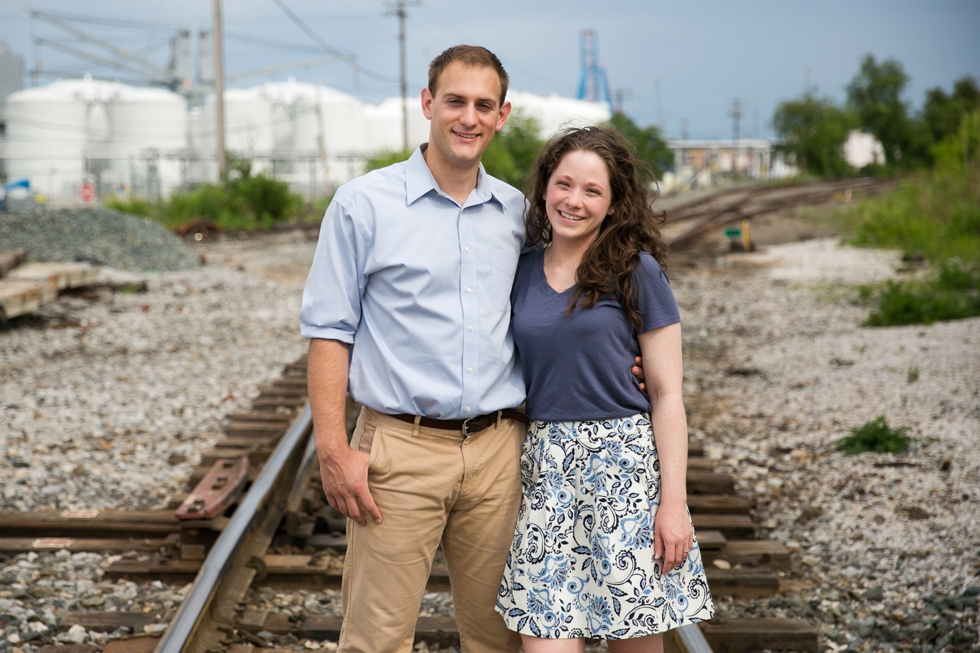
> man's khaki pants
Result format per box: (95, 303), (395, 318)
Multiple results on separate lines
(337, 407), (525, 653)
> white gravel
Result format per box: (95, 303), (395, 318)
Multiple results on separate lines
(673, 238), (979, 652)
(1, 232), (977, 653)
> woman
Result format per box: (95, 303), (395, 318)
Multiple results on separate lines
(496, 126), (714, 652)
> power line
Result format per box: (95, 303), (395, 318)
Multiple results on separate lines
(271, 0), (399, 85)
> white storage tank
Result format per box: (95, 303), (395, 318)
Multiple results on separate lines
(3, 77), (187, 202)
(363, 95), (430, 154)
(193, 79), (365, 192)
(110, 85), (188, 197)
(4, 81), (89, 200)
(507, 91), (611, 139)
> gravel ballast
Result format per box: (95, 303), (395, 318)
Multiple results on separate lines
(1, 232), (977, 653)
(0, 208), (200, 272)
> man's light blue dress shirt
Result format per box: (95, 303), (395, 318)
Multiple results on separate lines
(300, 146), (527, 419)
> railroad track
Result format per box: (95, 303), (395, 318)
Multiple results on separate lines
(2, 353), (819, 653)
(661, 177), (895, 248)
(6, 173), (883, 653)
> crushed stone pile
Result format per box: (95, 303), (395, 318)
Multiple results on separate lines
(0, 207), (200, 272)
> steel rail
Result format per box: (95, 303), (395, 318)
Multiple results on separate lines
(155, 403), (314, 653)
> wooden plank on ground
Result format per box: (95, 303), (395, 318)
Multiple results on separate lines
(686, 458), (717, 471)
(699, 618), (818, 653)
(0, 509), (179, 537)
(101, 636), (161, 653)
(225, 421), (288, 438)
(687, 471), (736, 495)
(0, 534), (177, 554)
(252, 396), (307, 408)
(706, 540), (791, 569)
(691, 514), (755, 539)
(7, 261), (97, 289)
(687, 495), (751, 514)
(0, 279), (43, 318)
(237, 614), (461, 649)
(0, 249), (26, 277)
(225, 412), (294, 423)
(700, 569), (779, 599)
(58, 612), (161, 632)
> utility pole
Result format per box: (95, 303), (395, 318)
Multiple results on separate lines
(386, 1), (420, 153)
(729, 98), (743, 177)
(213, 0), (227, 181)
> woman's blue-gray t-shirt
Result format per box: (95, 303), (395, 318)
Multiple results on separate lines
(511, 248), (680, 422)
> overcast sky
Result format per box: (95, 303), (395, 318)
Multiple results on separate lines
(1, 0), (977, 139)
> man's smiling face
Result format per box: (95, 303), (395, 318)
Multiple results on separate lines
(422, 61), (511, 172)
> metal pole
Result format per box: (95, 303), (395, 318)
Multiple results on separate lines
(213, 0), (227, 182)
(397, 3), (408, 152)
(387, 1), (419, 153)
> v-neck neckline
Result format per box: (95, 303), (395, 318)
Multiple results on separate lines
(537, 249), (576, 296)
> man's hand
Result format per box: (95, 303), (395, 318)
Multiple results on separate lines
(319, 444), (382, 526)
(632, 355), (646, 393)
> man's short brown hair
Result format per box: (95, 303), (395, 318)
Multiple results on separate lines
(428, 45), (509, 106)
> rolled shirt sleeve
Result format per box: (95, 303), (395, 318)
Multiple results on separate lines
(300, 196), (367, 344)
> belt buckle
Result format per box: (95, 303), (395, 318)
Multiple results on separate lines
(461, 416), (478, 437)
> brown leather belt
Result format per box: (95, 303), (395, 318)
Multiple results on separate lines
(389, 409), (529, 436)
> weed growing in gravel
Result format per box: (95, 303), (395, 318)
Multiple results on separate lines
(836, 416), (912, 455)
(833, 157), (980, 325)
(858, 262), (980, 326)
(907, 365), (920, 383)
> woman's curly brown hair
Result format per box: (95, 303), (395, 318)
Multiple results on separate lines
(524, 125), (668, 329)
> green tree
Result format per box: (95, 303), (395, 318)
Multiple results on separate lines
(772, 93), (854, 177)
(608, 113), (674, 180)
(923, 76), (980, 145)
(363, 149), (413, 173)
(482, 109), (545, 191)
(846, 54), (928, 168)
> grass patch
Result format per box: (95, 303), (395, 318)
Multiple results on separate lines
(836, 416), (912, 455)
(833, 164), (980, 325)
(857, 261), (980, 326)
(906, 365), (919, 383)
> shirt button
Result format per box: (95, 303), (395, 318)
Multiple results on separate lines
(466, 287), (471, 293)
(468, 367), (473, 373)
(465, 406), (472, 413)
(465, 246), (470, 252)
(468, 326), (474, 332)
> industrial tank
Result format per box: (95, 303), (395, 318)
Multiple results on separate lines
(109, 85), (188, 197)
(3, 77), (187, 201)
(507, 91), (611, 139)
(363, 95), (430, 154)
(193, 79), (365, 193)
(4, 82), (88, 200)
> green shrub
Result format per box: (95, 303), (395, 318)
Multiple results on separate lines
(861, 263), (980, 326)
(104, 195), (156, 218)
(836, 416), (912, 455)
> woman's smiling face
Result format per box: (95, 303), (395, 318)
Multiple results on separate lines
(544, 149), (615, 248)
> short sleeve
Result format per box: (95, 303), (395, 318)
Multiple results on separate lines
(634, 253), (681, 333)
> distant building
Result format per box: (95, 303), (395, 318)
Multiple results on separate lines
(843, 130), (885, 169)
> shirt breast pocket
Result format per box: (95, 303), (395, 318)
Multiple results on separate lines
(490, 249), (516, 313)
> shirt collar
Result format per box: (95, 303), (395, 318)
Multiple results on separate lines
(405, 144), (503, 210)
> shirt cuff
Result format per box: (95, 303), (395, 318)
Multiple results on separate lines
(300, 324), (356, 343)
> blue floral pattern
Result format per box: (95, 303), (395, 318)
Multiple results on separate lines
(496, 414), (714, 639)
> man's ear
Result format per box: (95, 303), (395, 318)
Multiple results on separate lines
(421, 88), (433, 120)
(495, 100), (512, 132)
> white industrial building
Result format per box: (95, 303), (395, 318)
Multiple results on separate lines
(2, 76), (188, 201)
(1, 76), (612, 203)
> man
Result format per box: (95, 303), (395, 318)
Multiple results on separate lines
(301, 46), (526, 653)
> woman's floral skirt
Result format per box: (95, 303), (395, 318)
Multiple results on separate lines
(496, 414), (714, 639)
